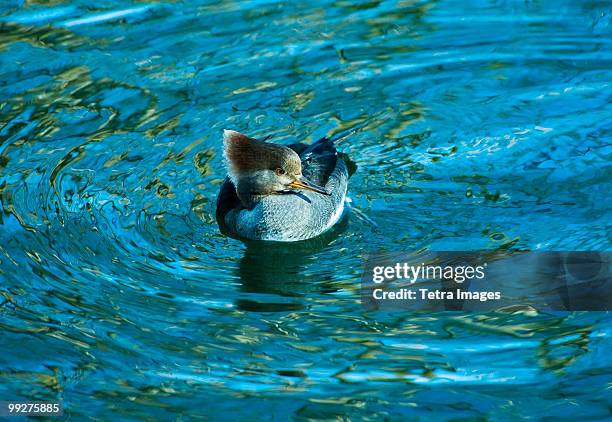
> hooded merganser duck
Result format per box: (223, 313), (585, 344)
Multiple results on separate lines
(216, 130), (349, 241)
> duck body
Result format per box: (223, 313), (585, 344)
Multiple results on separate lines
(216, 134), (349, 242)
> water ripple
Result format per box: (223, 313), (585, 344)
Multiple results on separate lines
(0, 0), (611, 419)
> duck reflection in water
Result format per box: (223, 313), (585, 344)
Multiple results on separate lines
(234, 216), (349, 312)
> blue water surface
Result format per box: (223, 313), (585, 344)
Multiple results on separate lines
(0, 0), (611, 420)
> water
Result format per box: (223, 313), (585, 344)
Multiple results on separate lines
(1, 0), (611, 419)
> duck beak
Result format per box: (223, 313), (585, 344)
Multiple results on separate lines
(288, 177), (330, 195)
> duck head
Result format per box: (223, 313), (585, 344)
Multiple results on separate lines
(223, 130), (329, 208)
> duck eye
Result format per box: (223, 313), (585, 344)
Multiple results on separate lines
(275, 167), (286, 176)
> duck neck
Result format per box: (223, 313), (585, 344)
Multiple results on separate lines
(233, 173), (272, 209)
(236, 184), (264, 209)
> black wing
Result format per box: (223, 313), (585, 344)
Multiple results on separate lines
(290, 137), (338, 187)
(215, 177), (241, 235)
